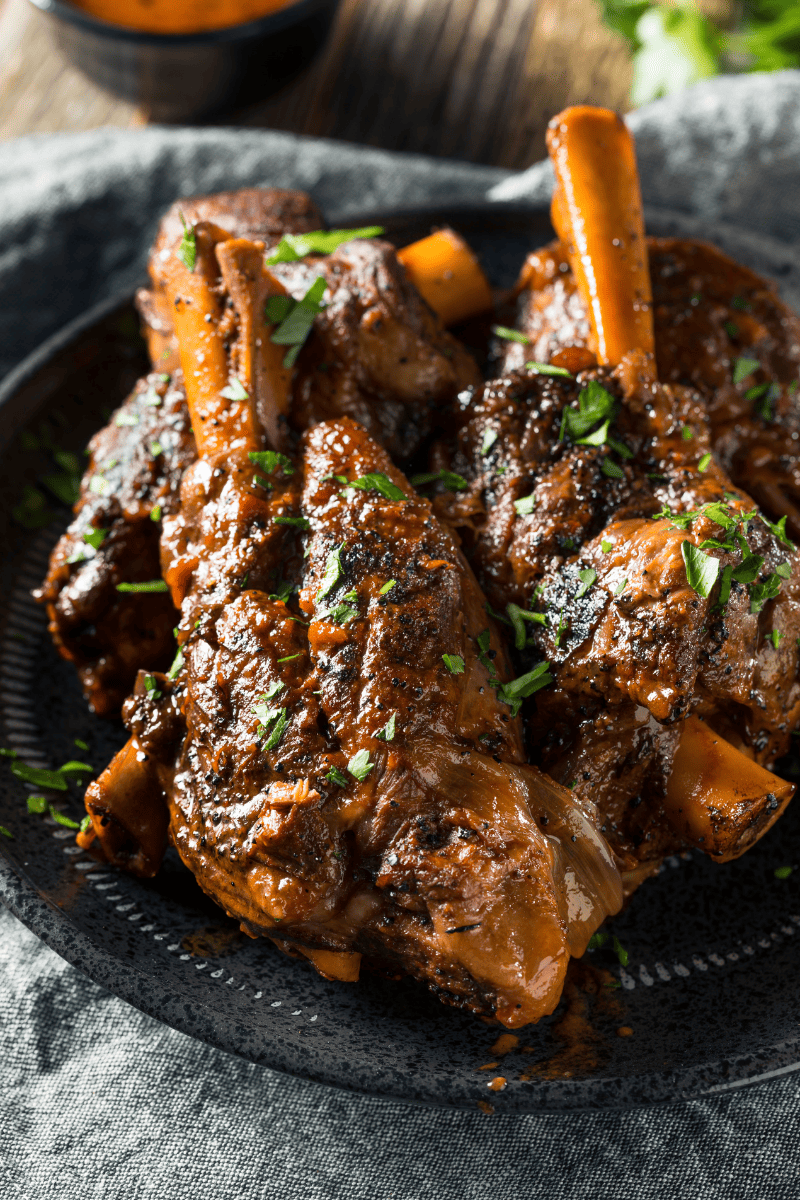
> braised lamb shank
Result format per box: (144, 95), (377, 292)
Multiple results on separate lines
(37, 191), (482, 715)
(433, 108), (800, 874)
(80, 234), (621, 1027)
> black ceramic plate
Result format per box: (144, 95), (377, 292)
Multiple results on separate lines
(2, 204), (800, 1113)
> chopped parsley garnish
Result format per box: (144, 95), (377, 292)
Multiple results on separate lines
(58, 761), (93, 775)
(27, 795), (47, 814)
(506, 603), (546, 650)
(379, 579), (397, 595)
(497, 662), (553, 717)
(681, 426), (693, 440)
(166, 648), (184, 680)
(277, 653), (300, 662)
(141, 386), (161, 407)
(274, 515), (310, 529)
(176, 213), (196, 271)
(220, 377), (249, 402)
(268, 277), (328, 368)
(612, 936), (629, 967)
(492, 325), (530, 344)
(480, 428), (498, 456)
(763, 514), (795, 550)
(775, 865), (793, 879)
(601, 539), (613, 553)
(514, 493), (537, 517)
(375, 713), (396, 742)
(682, 541), (720, 598)
(525, 361), (573, 377)
(143, 674), (162, 700)
(576, 568), (597, 599)
(410, 469), (468, 492)
(601, 457), (625, 479)
(265, 226), (384, 264)
(560, 379), (615, 440)
(769, 630), (783, 650)
(698, 453), (712, 472)
(321, 595), (359, 626)
(317, 543), (344, 601)
(150, 505), (162, 522)
(347, 749), (375, 782)
(613, 578), (627, 597)
(0, 825), (12, 839)
(9, 762), (67, 790)
(149, 440), (163, 457)
(116, 580), (169, 593)
(732, 356), (760, 385)
(346, 473), (406, 501)
(256, 705), (288, 751)
(326, 766), (349, 787)
(74, 739), (89, 752)
(79, 815), (93, 835)
(248, 450), (294, 477)
(50, 807), (81, 830)
(114, 411), (139, 427)
(442, 654), (465, 675)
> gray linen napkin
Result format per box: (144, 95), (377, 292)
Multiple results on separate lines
(2, 70), (800, 1199)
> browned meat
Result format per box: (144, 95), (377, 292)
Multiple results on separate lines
(137, 187), (325, 369)
(40, 191), (480, 715)
(504, 237), (800, 532)
(431, 353), (800, 870)
(34, 371), (195, 715)
(269, 240), (481, 458)
(111, 415), (621, 1027)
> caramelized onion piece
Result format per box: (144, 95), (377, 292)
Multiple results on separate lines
(665, 716), (794, 861)
(79, 736), (168, 878)
(410, 739), (623, 1025)
(546, 105), (654, 369)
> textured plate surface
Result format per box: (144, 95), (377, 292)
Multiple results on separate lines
(2, 205), (800, 1112)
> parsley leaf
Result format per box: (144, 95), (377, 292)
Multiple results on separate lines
(176, 213), (196, 271)
(576, 568), (597, 599)
(346, 473), (406, 501)
(775, 866), (793, 880)
(601, 457), (625, 479)
(698, 453), (712, 472)
(560, 379), (616, 440)
(760, 513), (796, 551)
(410, 469), (468, 492)
(262, 708), (288, 751)
(82, 528), (106, 551)
(497, 662), (553, 717)
(166, 648), (184, 680)
(10, 762), (67, 790)
(732, 356), (760, 385)
(379, 579), (396, 595)
(116, 580), (169, 593)
(375, 713), (396, 742)
(525, 361), (573, 377)
(317, 543), (344, 601)
(492, 325), (530, 344)
(505, 603), (547, 650)
(269, 277), (328, 368)
(682, 541), (720, 598)
(326, 766), (349, 787)
(114, 411), (139, 427)
(220, 378), (249, 401)
(514, 492), (537, 517)
(150, 505), (162, 522)
(601, 539), (613, 553)
(480, 427), (498, 456)
(274, 515), (310, 529)
(348, 749), (375, 782)
(248, 450), (294, 477)
(265, 226), (384, 265)
(442, 654), (465, 675)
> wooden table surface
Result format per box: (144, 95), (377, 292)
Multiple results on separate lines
(0, 0), (631, 168)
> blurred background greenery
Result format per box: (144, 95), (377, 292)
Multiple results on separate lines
(600, 0), (800, 104)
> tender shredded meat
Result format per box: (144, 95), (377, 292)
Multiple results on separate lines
(503, 237), (800, 532)
(34, 371), (195, 714)
(431, 355), (800, 868)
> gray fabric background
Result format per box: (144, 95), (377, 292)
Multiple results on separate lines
(2, 71), (800, 1197)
